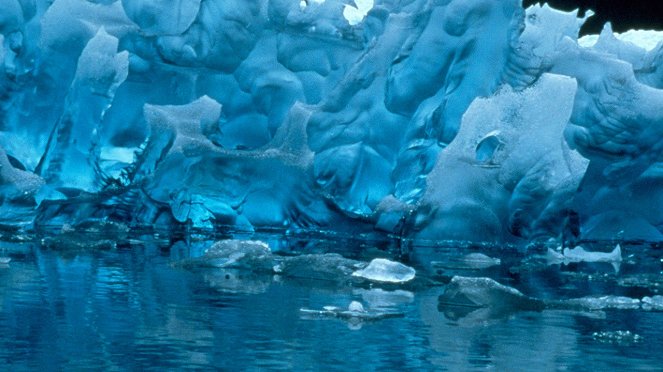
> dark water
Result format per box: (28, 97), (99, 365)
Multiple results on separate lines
(0, 235), (661, 370)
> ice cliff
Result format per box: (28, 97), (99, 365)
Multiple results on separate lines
(0, 0), (661, 244)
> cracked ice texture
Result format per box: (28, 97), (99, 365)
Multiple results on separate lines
(0, 0), (661, 244)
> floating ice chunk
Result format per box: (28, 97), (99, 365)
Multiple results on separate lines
(274, 253), (364, 282)
(352, 258), (415, 284)
(440, 276), (545, 311)
(203, 270), (271, 295)
(642, 295), (663, 311)
(441, 276), (646, 322)
(430, 253), (501, 271)
(461, 253), (501, 269)
(562, 244), (622, 263)
(565, 296), (641, 311)
(300, 300), (404, 321)
(348, 300), (365, 312)
(354, 288), (414, 309)
(545, 248), (565, 264)
(200, 240), (273, 271)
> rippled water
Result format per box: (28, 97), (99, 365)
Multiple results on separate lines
(0, 235), (661, 370)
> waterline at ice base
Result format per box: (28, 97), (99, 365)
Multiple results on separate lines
(0, 0), (661, 246)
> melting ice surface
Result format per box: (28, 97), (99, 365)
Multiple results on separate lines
(1, 236), (663, 369)
(0, 0), (660, 245)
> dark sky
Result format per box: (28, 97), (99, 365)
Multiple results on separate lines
(522, 0), (663, 35)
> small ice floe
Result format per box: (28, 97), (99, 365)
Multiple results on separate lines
(0, 256), (11, 265)
(176, 240), (275, 271)
(439, 276), (647, 322)
(642, 295), (663, 311)
(440, 276), (545, 311)
(461, 253), (501, 269)
(431, 253), (501, 271)
(354, 288), (414, 309)
(564, 296), (641, 311)
(547, 244), (622, 271)
(563, 244), (622, 263)
(300, 300), (404, 322)
(592, 330), (643, 345)
(202, 240), (273, 270)
(273, 253), (364, 282)
(438, 276), (545, 323)
(351, 258), (415, 284)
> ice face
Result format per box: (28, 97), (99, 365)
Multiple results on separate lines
(0, 1), (661, 245)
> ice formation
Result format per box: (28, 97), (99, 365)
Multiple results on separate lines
(0, 0), (661, 245)
(177, 239), (416, 285)
(300, 300), (405, 322)
(546, 244), (622, 264)
(352, 258), (416, 283)
(439, 276), (663, 322)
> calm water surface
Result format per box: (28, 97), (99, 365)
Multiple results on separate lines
(0, 235), (661, 370)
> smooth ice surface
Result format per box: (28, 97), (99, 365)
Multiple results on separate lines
(0, 0), (661, 245)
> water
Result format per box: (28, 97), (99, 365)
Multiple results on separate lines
(0, 235), (662, 370)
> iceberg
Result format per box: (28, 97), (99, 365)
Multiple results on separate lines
(0, 0), (660, 245)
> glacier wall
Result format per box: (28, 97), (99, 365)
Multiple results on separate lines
(0, 0), (661, 244)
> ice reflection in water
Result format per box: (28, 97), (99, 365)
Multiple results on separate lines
(0, 236), (661, 370)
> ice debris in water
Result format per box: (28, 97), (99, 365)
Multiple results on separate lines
(178, 239), (417, 285)
(440, 276), (663, 319)
(300, 300), (404, 322)
(200, 240), (273, 271)
(461, 253), (501, 269)
(0, 0), (661, 245)
(547, 244), (622, 264)
(348, 301), (365, 313)
(352, 258), (416, 284)
(273, 253), (365, 282)
(354, 288), (414, 309)
(563, 245), (622, 263)
(431, 253), (501, 271)
(440, 276), (545, 312)
(564, 296), (642, 311)
(592, 331), (643, 345)
(642, 296), (663, 311)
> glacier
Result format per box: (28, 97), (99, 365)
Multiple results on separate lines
(0, 0), (661, 245)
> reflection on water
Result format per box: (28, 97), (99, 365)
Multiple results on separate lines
(0, 237), (661, 370)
